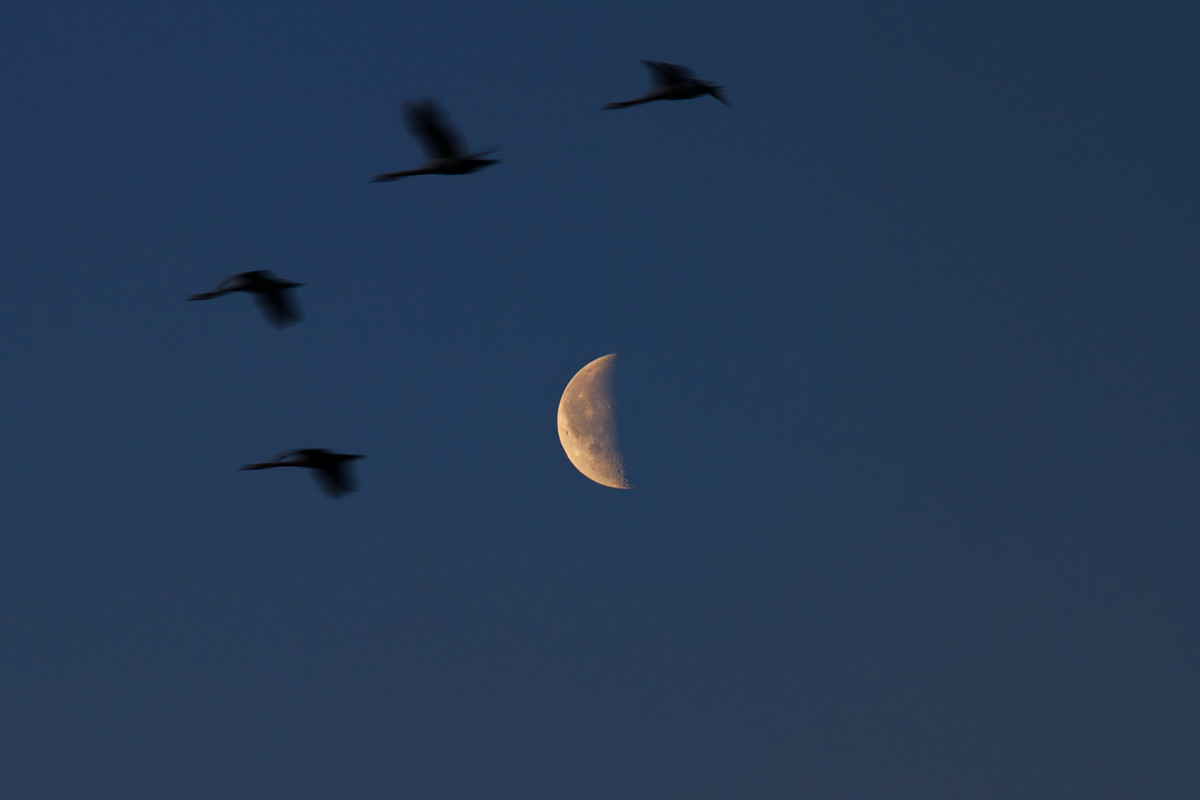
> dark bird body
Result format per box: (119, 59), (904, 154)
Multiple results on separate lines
(240, 449), (366, 498)
(370, 99), (499, 183)
(186, 270), (304, 328)
(603, 61), (729, 110)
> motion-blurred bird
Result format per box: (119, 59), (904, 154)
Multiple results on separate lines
(602, 61), (729, 110)
(370, 98), (500, 182)
(186, 270), (304, 329)
(239, 449), (366, 498)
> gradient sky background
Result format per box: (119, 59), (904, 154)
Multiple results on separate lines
(2, 1), (1199, 798)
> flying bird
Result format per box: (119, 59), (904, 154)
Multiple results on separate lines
(602, 61), (729, 110)
(239, 449), (366, 498)
(186, 270), (304, 329)
(370, 98), (500, 182)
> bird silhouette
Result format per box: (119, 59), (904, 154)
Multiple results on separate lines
(239, 449), (366, 498)
(370, 98), (500, 182)
(602, 61), (729, 110)
(186, 270), (304, 329)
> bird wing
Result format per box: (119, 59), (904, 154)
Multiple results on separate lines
(241, 450), (298, 470)
(214, 273), (251, 292)
(602, 97), (654, 110)
(405, 99), (464, 160)
(370, 170), (418, 182)
(252, 288), (301, 328)
(312, 463), (355, 498)
(642, 61), (694, 87)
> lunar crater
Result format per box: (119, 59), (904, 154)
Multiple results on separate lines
(556, 353), (630, 489)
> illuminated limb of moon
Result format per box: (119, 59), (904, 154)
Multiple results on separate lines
(557, 353), (631, 489)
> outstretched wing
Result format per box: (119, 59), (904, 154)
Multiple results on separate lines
(708, 85), (730, 106)
(642, 61), (694, 87)
(312, 463), (356, 498)
(188, 272), (251, 300)
(253, 288), (301, 329)
(404, 99), (464, 160)
(214, 272), (252, 292)
(240, 449), (299, 470)
(370, 170), (417, 183)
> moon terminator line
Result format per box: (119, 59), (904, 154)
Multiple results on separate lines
(557, 353), (631, 489)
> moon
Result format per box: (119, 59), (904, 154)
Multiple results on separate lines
(557, 353), (631, 489)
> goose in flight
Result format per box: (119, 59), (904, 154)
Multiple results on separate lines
(602, 61), (729, 110)
(240, 449), (366, 498)
(370, 99), (500, 182)
(186, 270), (304, 329)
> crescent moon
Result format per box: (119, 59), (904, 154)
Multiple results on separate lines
(557, 353), (631, 489)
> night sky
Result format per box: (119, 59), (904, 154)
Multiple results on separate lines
(2, 2), (1199, 798)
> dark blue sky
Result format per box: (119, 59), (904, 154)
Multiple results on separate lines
(2, 1), (1198, 798)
